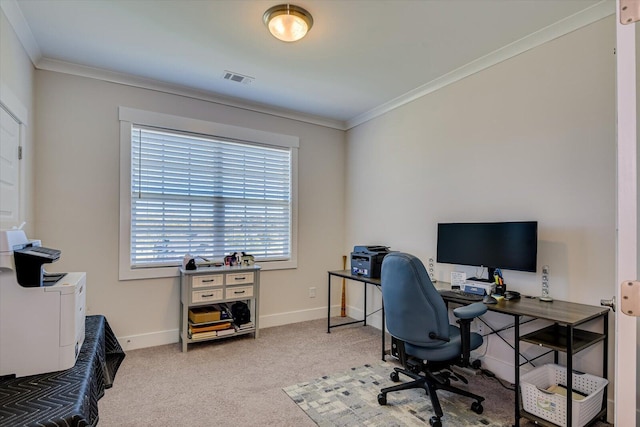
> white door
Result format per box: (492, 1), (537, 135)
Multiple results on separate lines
(0, 104), (21, 228)
(614, 1), (637, 425)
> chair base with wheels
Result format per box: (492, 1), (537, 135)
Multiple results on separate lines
(377, 352), (485, 427)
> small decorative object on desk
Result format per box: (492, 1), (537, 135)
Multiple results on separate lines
(224, 251), (254, 266)
(493, 268), (505, 295)
(540, 265), (553, 301)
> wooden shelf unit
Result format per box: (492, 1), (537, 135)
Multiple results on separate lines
(180, 265), (260, 352)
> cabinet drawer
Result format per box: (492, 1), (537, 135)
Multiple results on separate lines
(192, 288), (223, 303)
(225, 285), (254, 299)
(192, 274), (224, 288)
(226, 272), (254, 285)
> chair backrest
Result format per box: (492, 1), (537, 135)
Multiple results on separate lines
(381, 252), (450, 347)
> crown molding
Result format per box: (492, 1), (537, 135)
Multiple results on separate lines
(0, 0), (41, 64)
(346, 0), (616, 130)
(36, 58), (347, 130)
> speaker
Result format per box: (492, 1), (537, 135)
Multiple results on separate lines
(540, 265), (552, 301)
(428, 256), (437, 283)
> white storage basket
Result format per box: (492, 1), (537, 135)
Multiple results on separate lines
(520, 364), (607, 427)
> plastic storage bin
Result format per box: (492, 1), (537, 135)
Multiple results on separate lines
(520, 364), (607, 427)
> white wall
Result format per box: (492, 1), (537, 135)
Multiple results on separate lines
(345, 13), (616, 398)
(31, 70), (345, 349)
(0, 9), (35, 236)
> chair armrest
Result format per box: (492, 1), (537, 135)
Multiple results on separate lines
(453, 302), (487, 320)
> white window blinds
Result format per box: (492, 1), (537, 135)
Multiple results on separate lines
(130, 126), (292, 267)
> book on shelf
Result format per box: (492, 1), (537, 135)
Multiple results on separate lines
(189, 321), (232, 334)
(189, 328), (235, 340)
(216, 328), (236, 337)
(236, 321), (254, 330)
(189, 330), (218, 340)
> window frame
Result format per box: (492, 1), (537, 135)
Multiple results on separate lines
(119, 107), (298, 280)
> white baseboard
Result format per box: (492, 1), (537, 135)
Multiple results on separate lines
(259, 306), (328, 328)
(116, 307), (331, 350)
(118, 329), (179, 351)
(347, 304), (384, 330)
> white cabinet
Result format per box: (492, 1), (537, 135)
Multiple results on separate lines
(180, 265), (260, 352)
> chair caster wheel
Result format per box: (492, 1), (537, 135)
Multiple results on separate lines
(471, 359), (482, 369)
(471, 401), (484, 414)
(390, 371), (400, 382)
(377, 393), (387, 405)
(429, 416), (442, 427)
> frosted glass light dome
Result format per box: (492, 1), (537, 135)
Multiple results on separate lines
(263, 4), (313, 42)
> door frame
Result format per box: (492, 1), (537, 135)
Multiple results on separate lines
(614, 1), (637, 425)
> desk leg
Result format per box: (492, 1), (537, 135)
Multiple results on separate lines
(566, 325), (573, 427)
(363, 282), (367, 326)
(327, 273), (331, 333)
(514, 315), (520, 427)
(381, 302), (385, 361)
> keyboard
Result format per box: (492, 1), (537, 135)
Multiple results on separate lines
(439, 289), (484, 302)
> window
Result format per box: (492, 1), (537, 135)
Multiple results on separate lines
(119, 108), (298, 279)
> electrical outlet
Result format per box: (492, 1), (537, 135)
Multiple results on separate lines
(309, 287), (316, 298)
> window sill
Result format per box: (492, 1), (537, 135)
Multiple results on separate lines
(119, 259), (297, 281)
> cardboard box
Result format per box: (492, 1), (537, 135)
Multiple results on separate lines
(189, 307), (221, 324)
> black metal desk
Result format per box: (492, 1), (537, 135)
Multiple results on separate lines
(443, 293), (609, 427)
(326, 272), (610, 427)
(327, 270), (386, 360)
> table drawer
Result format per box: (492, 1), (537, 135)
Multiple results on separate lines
(192, 288), (223, 303)
(192, 274), (224, 288)
(225, 285), (254, 299)
(226, 272), (254, 285)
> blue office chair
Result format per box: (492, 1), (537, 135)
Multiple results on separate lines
(377, 252), (487, 427)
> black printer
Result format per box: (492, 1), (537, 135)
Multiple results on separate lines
(350, 245), (391, 278)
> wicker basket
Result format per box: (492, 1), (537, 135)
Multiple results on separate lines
(520, 364), (608, 427)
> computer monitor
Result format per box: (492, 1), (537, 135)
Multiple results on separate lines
(436, 221), (538, 281)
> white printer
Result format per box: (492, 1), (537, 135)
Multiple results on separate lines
(0, 229), (86, 377)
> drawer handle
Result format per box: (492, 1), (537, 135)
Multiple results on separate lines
(234, 277), (246, 280)
(233, 290), (246, 294)
(202, 279), (216, 283)
(201, 293), (214, 298)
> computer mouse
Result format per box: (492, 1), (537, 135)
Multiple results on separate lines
(483, 295), (498, 304)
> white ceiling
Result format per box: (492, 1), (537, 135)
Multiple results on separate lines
(3, 0), (612, 129)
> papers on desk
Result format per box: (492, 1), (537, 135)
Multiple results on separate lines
(450, 271), (466, 288)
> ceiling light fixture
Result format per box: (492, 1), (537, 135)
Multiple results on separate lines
(263, 4), (313, 42)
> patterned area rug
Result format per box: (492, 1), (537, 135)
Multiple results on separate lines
(283, 362), (507, 427)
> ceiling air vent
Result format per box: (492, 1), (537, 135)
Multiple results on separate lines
(222, 71), (254, 85)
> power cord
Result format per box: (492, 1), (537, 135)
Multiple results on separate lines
(480, 368), (515, 391)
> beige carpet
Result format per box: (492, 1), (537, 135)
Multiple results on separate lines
(98, 318), (611, 426)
